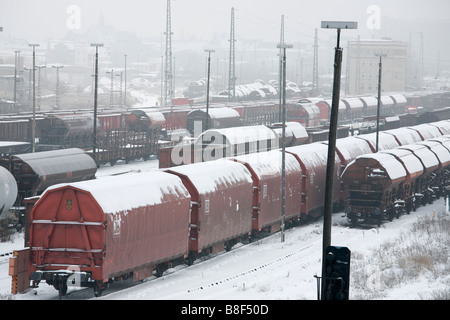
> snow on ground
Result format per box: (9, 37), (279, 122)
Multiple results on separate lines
(1, 158), (449, 300)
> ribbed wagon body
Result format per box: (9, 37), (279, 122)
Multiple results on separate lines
(28, 171), (191, 296)
(231, 150), (302, 234)
(166, 159), (253, 257)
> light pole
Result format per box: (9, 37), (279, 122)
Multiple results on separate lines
(29, 43), (40, 153)
(14, 50), (20, 110)
(320, 21), (357, 300)
(124, 54), (127, 107)
(52, 65), (64, 109)
(375, 53), (387, 152)
(90, 43), (103, 164)
(277, 43), (292, 243)
(204, 49), (215, 131)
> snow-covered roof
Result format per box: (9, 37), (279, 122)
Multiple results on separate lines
(45, 171), (190, 215)
(430, 121), (450, 135)
(188, 107), (240, 120)
(286, 143), (333, 168)
(231, 149), (301, 177)
(390, 94), (407, 105)
(142, 110), (166, 122)
(408, 124), (443, 139)
(398, 144), (440, 171)
(356, 152), (407, 181)
(380, 95), (394, 106)
(319, 99), (346, 111)
(384, 128), (423, 145)
(0, 141), (30, 148)
(342, 97), (364, 110)
(166, 159), (253, 195)
(418, 140), (450, 167)
(359, 96), (378, 107)
(196, 125), (278, 146)
(381, 148), (424, 178)
(12, 148), (96, 177)
(335, 136), (373, 164)
(355, 132), (399, 151)
(271, 122), (308, 141)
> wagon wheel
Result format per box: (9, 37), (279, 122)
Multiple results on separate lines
(93, 281), (105, 297)
(55, 280), (68, 297)
(224, 240), (233, 252)
(185, 252), (195, 266)
(155, 263), (166, 278)
(351, 215), (358, 228)
(387, 209), (394, 222)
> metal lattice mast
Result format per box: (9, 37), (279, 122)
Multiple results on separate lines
(228, 7), (236, 101)
(313, 28), (319, 96)
(164, 0), (173, 107)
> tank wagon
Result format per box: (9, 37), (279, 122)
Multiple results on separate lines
(186, 107), (241, 134)
(0, 166), (18, 216)
(0, 148), (97, 206)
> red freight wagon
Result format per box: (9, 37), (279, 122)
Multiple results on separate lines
(97, 113), (122, 131)
(333, 136), (374, 207)
(286, 143), (340, 218)
(231, 150), (302, 234)
(166, 159), (253, 259)
(342, 152), (408, 226)
(28, 171), (191, 296)
(397, 144), (440, 206)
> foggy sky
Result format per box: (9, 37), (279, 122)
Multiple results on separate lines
(1, 0), (449, 43)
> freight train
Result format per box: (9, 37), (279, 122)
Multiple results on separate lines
(342, 135), (450, 226)
(0, 91), (449, 167)
(24, 119), (450, 297)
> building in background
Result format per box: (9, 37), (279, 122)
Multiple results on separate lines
(346, 38), (407, 95)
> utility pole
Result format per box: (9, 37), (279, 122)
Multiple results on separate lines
(320, 21), (357, 300)
(278, 15), (285, 122)
(124, 54), (127, 107)
(14, 50), (20, 110)
(277, 43), (293, 243)
(164, 0), (173, 108)
(29, 43), (39, 153)
(205, 49), (215, 131)
(90, 43), (103, 164)
(375, 53), (387, 152)
(228, 7), (236, 102)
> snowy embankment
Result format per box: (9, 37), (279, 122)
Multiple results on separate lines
(1, 158), (449, 300)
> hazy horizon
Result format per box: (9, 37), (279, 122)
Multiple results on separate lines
(1, 0), (449, 43)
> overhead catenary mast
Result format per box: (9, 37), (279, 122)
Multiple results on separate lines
(228, 7), (236, 101)
(313, 28), (319, 96)
(164, 0), (173, 108)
